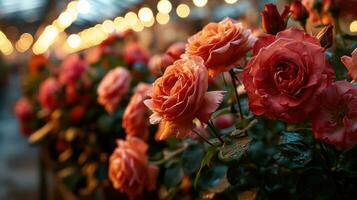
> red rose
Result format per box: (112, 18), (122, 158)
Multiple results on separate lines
(123, 43), (149, 66)
(122, 83), (152, 140)
(29, 54), (47, 75)
(15, 97), (33, 121)
(312, 81), (357, 150)
(261, 4), (290, 35)
(341, 48), (357, 81)
(59, 54), (89, 85)
(109, 137), (157, 200)
(38, 78), (62, 110)
(243, 28), (334, 123)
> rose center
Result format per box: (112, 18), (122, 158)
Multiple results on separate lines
(273, 61), (301, 94)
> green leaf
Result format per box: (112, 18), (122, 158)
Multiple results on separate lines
(337, 145), (357, 177)
(273, 132), (312, 169)
(296, 168), (336, 200)
(164, 161), (184, 188)
(247, 139), (274, 166)
(200, 165), (229, 193)
(194, 146), (218, 188)
(181, 144), (205, 174)
(218, 136), (252, 162)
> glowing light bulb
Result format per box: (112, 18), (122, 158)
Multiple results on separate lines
(125, 12), (139, 26)
(156, 12), (170, 25)
(350, 20), (357, 32)
(58, 12), (73, 27)
(102, 20), (115, 33)
(157, 0), (172, 14)
(77, 0), (91, 14)
(138, 7), (153, 22)
(67, 34), (81, 48)
(176, 4), (190, 18)
(193, 0), (208, 7)
(225, 0), (238, 4)
(132, 21), (144, 32)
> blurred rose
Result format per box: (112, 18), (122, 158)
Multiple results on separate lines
(165, 42), (186, 61)
(122, 83), (152, 140)
(59, 54), (89, 85)
(148, 55), (164, 76)
(109, 137), (157, 200)
(123, 43), (149, 66)
(70, 105), (86, 122)
(290, 0), (309, 23)
(312, 81), (357, 150)
(38, 78), (62, 110)
(15, 97), (33, 121)
(302, 0), (332, 24)
(243, 28), (334, 123)
(341, 48), (357, 81)
(97, 67), (131, 113)
(213, 114), (234, 129)
(29, 54), (47, 75)
(261, 4), (290, 35)
(144, 56), (224, 140)
(186, 18), (255, 77)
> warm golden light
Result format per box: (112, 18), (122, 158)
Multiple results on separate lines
(176, 4), (190, 18)
(102, 20), (115, 33)
(157, 0), (172, 14)
(350, 20), (357, 33)
(138, 7), (154, 22)
(58, 12), (73, 27)
(125, 12), (139, 26)
(193, 0), (208, 7)
(132, 21), (144, 32)
(225, 0), (238, 4)
(114, 17), (129, 32)
(142, 17), (155, 27)
(15, 33), (34, 53)
(67, 34), (81, 48)
(156, 12), (170, 25)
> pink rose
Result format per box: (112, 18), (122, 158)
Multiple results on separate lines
(186, 18), (256, 77)
(144, 56), (225, 140)
(97, 67), (131, 113)
(243, 28), (334, 123)
(312, 81), (357, 150)
(38, 78), (62, 110)
(122, 83), (152, 140)
(15, 97), (33, 121)
(59, 54), (89, 85)
(109, 137), (157, 200)
(341, 48), (357, 81)
(123, 43), (149, 66)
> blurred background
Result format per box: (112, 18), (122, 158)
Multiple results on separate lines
(0, 0), (356, 199)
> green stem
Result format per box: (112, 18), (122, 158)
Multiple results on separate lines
(192, 129), (215, 147)
(229, 69), (244, 120)
(208, 120), (224, 144)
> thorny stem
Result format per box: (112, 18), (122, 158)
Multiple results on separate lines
(229, 69), (244, 120)
(192, 129), (215, 147)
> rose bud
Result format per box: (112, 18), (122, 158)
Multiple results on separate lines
(123, 43), (149, 66)
(312, 81), (357, 150)
(109, 137), (157, 200)
(59, 54), (89, 85)
(213, 114), (235, 129)
(341, 48), (357, 81)
(316, 25), (333, 49)
(261, 4), (290, 35)
(290, 0), (309, 25)
(97, 67), (131, 113)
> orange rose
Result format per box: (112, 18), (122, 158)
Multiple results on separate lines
(97, 67), (131, 113)
(122, 83), (152, 140)
(109, 137), (157, 200)
(186, 18), (256, 77)
(144, 56), (225, 140)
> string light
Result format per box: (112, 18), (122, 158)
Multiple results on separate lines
(193, 0), (208, 7)
(176, 4), (190, 18)
(102, 20), (116, 33)
(350, 20), (357, 32)
(156, 12), (170, 25)
(138, 7), (154, 22)
(157, 0), (172, 14)
(225, 0), (238, 4)
(15, 33), (34, 53)
(0, 31), (14, 55)
(125, 12), (139, 26)
(67, 34), (81, 48)
(77, 0), (91, 14)
(114, 17), (129, 32)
